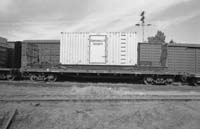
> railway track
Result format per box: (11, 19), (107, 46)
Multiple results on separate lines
(0, 80), (136, 87)
(1, 80), (200, 102)
(0, 80), (198, 88)
(1, 94), (200, 102)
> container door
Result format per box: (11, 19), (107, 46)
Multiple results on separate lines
(90, 41), (106, 64)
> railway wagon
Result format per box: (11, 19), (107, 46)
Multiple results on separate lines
(21, 32), (177, 85)
(0, 40), (60, 81)
(3, 33), (199, 85)
(4, 41), (39, 80)
(19, 40), (60, 81)
(138, 42), (200, 85)
(0, 38), (19, 80)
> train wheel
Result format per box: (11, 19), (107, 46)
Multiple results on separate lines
(154, 77), (166, 85)
(165, 78), (174, 85)
(30, 75), (37, 81)
(144, 77), (153, 85)
(47, 74), (57, 82)
(6, 74), (15, 81)
(0, 74), (7, 80)
(181, 75), (188, 83)
(190, 78), (198, 86)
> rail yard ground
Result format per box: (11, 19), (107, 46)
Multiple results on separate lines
(0, 81), (200, 129)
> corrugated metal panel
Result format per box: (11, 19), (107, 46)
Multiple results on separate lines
(21, 43), (39, 67)
(138, 43), (200, 73)
(167, 46), (199, 73)
(60, 32), (137, 65)
(23, 40), (60, 65)
(60, 32), (89, 64)
(138, 43), (162, 66)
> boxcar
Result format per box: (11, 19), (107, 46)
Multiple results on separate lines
(0, 38), (19, 80)
(23, 40), (60, 66)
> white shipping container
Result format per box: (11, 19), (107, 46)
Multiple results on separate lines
(60, 32), (137, 65)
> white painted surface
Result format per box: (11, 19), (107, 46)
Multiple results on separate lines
(60, 32), (137, 65)
(90, 41), (106, 64)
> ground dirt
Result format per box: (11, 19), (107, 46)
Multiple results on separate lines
(0, 101), (200, 129)
(0, 82), (200, 129)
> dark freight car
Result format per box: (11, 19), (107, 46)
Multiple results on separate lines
(7, 41), (22, 68)
(0, 37), (19, 80)
(21, 42), (39, 67)
(138, 43), (163, 67)
(0, 46), (8, 68)
(138, 42), (200, 74)
(168, 44), (200, 73)
(0, 37), (8, 68)
(22, 40), (60, 67)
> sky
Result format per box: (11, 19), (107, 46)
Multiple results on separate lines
(0, 0), (199, 43)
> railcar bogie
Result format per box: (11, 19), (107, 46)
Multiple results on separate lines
(142, 74), (175, 85)
(187, 77), (200, 86)
(22, 72), (58, 82)
(0, 69), (18, 81)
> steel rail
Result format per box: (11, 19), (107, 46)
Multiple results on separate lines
(1, 95), (200, 102)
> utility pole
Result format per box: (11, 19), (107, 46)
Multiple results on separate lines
(136, 11), (151, 42)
